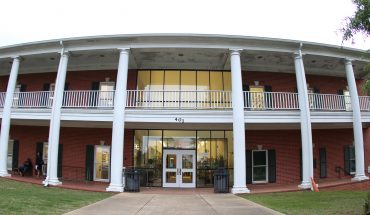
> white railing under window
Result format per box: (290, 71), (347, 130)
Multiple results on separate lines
(12, 91), (54, 108)
(308, 93), (351, 111)
(244, 91), (299, 110)
(359, 96), (370, 111)
(0, 92), (5, 107)
(126, 90), (232, 109)
(62, 90), (115, 108)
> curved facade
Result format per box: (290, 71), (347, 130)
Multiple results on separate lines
(0, 34), (370, 193)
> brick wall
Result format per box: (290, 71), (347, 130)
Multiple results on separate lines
(9, 125), (134, 180)
(245, 128), (364, 184)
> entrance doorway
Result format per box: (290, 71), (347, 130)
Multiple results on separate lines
(163, 149), (196, 188)
(94, 145), (110, 182)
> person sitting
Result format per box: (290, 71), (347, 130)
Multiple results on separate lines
(18, 158), (32, 176)
(35, 152), (44, 177)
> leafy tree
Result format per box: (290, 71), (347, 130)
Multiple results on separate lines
(341, 0), (370, 42)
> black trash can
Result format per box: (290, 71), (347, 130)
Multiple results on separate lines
(124, 168), (140, 192)
(214, 168), (228, 193)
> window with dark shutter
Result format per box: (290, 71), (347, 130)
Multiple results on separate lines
(57, 144), (63, 178)
(319, 148), (327, 178)
(264, 85), (272, 109)
(12, 140), (19, 171)
(268, 149), (276, 183)
(246, 150), (252, 184)
(85, 145), (94, 181)
(90, 82), (100, 107)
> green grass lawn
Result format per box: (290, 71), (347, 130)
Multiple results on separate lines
(0, 178), (114, 215)
(242, 190), (368, 215)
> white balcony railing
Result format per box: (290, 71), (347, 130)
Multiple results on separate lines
(308, 93), (352, 111)
(3, 90), (370, 112)
(62, 90), (115, 108)
(0, 92), (5, 107)
(126, 90), (232, 109)
(12, 91), (54, 108)
(359, 96), (370, 111)
(244, 91), (299, 110)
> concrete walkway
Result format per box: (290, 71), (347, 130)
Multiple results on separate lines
(64, 193), (283, 215)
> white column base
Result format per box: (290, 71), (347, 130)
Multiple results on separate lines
(351, 175), (369, 182)
(106, 184), (124, 192)
(0, 171), (11, 177)
(43, 178), (62, 186)
(231, 186), (250, 194)
(298, 181), (311, 189)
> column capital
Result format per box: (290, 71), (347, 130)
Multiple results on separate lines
(11, 56), (22, 61)
(344, 58), (353, 65)
(118, 48), (130, 54)
(229, 49), (243, 55)
(58, 51), (70, 57)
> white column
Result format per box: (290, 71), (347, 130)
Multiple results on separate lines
(0, 57), (20, 177)
(106, 49), (129, 192)
(43, 52), (69, 186)
(294, 53), (314, 189)
(345, 59), (369, 182)
(230, 49), (250, 194)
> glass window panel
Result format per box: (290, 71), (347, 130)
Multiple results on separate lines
(166, 172), (177, 183)
(163, 130), (196, 149)
(164, 70), (180, 108)
(166, 154), (176, 168)
(223, 72), (232, 91)
(197, 131), (211, 169)
(197, 71), (210, 108)
(210, 71), (223, 90)
(211, 131), (227, 168)
(134, 130), (149, 167)
(182, 154), (193, 169)
(253, 151), (267, 166)
(180, 71), (196, 108)
(164, 70), (180, 90)
(225, 131), (233, 168)
(137, 70), (151, 90)
(253, 166), (267, 181)
(148, 130), (163, 169)
(150, 70), (164, 107)
(182, 172), (193, 183)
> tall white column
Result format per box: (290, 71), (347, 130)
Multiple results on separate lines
(230, 49), (250, 194)
(294, 53), (314, 189)
(0, 57), (20, 177)
(106, 49), (129, 192)
(344, 59), (369, 182)
(43, 52), (69, 186)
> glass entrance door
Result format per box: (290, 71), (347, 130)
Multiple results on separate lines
(163, 149), (195, 188)
(94, 145), (110, 182)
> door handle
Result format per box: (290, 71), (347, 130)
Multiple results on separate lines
(179, 168), (182, 175)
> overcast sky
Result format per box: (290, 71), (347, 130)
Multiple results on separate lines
(0, 0), (369, 49)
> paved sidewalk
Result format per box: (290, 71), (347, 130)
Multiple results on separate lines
(64, 193), (283, 215)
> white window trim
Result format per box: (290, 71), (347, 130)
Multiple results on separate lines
(252, 149), (268, 184)
(93, 145), (111, 182)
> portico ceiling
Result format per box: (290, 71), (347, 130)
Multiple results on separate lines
(0, 34), (368, 78)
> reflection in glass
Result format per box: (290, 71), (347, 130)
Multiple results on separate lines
(182, 155), (193, 169)
(253, 167), (267, 181)
(95, 146), (110, 180)
(166, 172), (177, 183)
(182, 172), (193, 183)
(166, 154), (176, 169)
(163, 130), (196, 149)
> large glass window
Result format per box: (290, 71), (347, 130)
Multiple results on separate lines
(133, 130), (233, 187)
(136, 70), (231, 109)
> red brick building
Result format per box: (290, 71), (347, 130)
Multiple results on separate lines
(0, 34), (369, 193)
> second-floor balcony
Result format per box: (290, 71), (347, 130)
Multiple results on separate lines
(0, 90), (369, 112)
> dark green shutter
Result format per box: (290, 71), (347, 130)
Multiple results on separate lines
(243, 85), (250, 108)
(64, 83), (69, 91)
(12, 140), (19, 171)
(319, 148), (327, 178)
(338, 90), (345, 110)
(43, 83), (51, 91)
(36, 142), (44, 161)
(57, 144), (63, 178)
(20, 84), (27, 92)
(90, 82), (100, 107)
(344, 146), (350, 175)
(85, 145), (94, 181)
(264, 85), (273, 109)
(62, 83), (69, 106)
(19, 84), (27, 107)
(268, 149), (276, 183)
(246, 150), (252, 184)
(300, 149), (302, 180)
